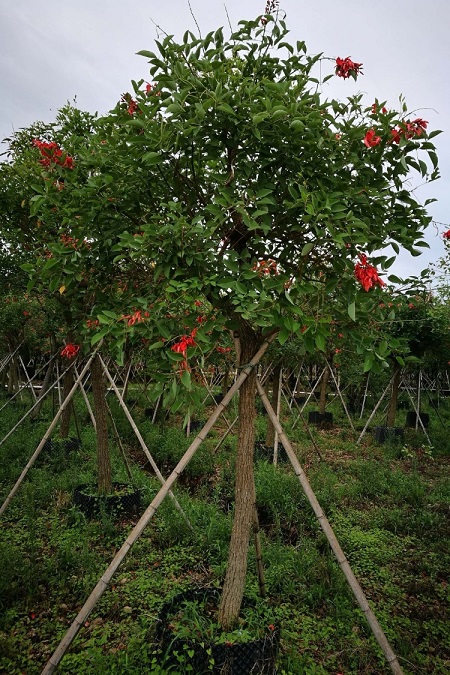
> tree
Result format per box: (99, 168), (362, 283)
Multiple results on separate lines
(23, 14), (439, 629)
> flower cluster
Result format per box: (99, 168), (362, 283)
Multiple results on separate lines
(60, 343), (80, 359)
(122, 309), (149, 326)
(216, 346), (232, 354)
(354, 254), (385, 292)
(390, 118), (428, 144)
(363, 129), (381, 148)
(32, 139), (74, 169)
(252, 259), (279, 276)
(171, 328), (197, 371)
(372, 103), (388, 114)
(60, 233), (79, 248)
(443, 230), (450, 240)
(121, 93), (138, 116)
(335, 57), (363, 79)
(86, 318), (100, 329)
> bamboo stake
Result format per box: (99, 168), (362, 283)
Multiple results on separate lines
(0, 353), (55, 414)
(325, 360), (355, 432)
(0, 362), (73, 449)
(41, 334), (275, 675)
(19, 355), (38, 403)
(356, 377), (394, 444)
(100, 356), (192, 528)
(256, 379), (404, 675)
(73, 367), (96, 429)
(0, 351), (98, 517)
(282, 383), (324, 461)
(291, 367), (326, 429)
(105, 399), (133, 482)
(272, 367), (283, 466)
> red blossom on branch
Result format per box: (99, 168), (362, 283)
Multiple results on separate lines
(335, 56), (363, 79)
(372, 103), (388, 114)
(354, 254), (385, 292)
(252, 259), (279, 276)
(363, 129), (381, 148)
(60, 343), (80, 359)
(390, 118), (428, 144)
(443, 230), (450, 240)
(32, 139), (74, 169)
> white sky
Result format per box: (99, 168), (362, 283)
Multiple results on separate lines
(1, 0), (449, 280)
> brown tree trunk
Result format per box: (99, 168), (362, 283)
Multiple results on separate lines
(7, 355), (19, 395)
(32, 356), (56, 419)
(265, 364), (282, 448)
(318, 365), (330, 415)
(218, 326), (260, 631)
(221, 369), (230, 396)
(59, 363), (74, 438)
(386, 363), (402, 428)
(91, 354), (112, 495)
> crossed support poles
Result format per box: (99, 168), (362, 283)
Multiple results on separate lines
(26, 337), (402, 675)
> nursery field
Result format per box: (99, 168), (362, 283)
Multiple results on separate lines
(0, 384), (449, 674)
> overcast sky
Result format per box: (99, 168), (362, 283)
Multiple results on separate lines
(1, 0), (449, 281)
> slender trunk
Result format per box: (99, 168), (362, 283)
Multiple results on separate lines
(221, 369), (230, 396)
(8, 355), (19, 394)
(318, 365), (330, 415)
(32, 357), (56, 419)
(265, 364), (282, 447)
(91, 354), (112, 495)
(59, 363), (74, 438)
(218, 327), (260, 631)
(386, 363), (402, 428)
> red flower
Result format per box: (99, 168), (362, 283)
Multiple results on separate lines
(363, 129), (381, 148)
(443, 230), (450, 240)
(216, 346), (231, 354)
(335, 56), (363, 79)
(268, 624), (276, 631)
(390, 118), (428, 144)
(32, 139), (74, 169)
(60, 343), (80, 359)
(372, 103), (388, 114)
(122, 310), (145, 326)
(354, 254), (385, 292)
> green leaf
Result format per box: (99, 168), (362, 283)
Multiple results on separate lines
(181, 369), (192, 390)
(347, 301), (356, 321)
(301, 242), (314, 256)
(315, 333), (325, 352)
(142, 152), (162, 165)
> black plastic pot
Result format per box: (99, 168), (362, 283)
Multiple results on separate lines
(155, 589), (279, 675)
(188, 420), (205, 434)
(373, 426), (404, 444)
(43, 436), (81, 453)
(73, 483), (141, 518)
(405, 411), (430, 428)
(255, 441), (288, 464)
(308, 411), (333, 426)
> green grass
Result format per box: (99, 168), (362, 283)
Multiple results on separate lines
(0, 388), (449, 673)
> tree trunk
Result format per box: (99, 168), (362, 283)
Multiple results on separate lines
(386, 363), (402, 428)
(91, 354), (112, 495)
(32, 356), (56, 419)
(7, 355), (19, 395)
(265, 364), (282, 447)
(59, 363), (74, 438)
(318, 365), (330, 415)
(218, 326), (260, 631)
(221, 369), (230, 396)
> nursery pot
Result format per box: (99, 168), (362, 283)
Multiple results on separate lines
(373, 426), (404, 444)
(255, 440), (288, 464)
(308, 411), (333, 426)
(73, 482), (141, 518)
(405, 411), (430, 428)
(155, 589), (279, 675)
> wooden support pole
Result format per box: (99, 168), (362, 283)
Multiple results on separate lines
(256, 379), (404, 675)
(0, 351), (99, 517)
(40, 334), (275, 674)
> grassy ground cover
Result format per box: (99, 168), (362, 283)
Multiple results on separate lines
(0, 387), (448, 674)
